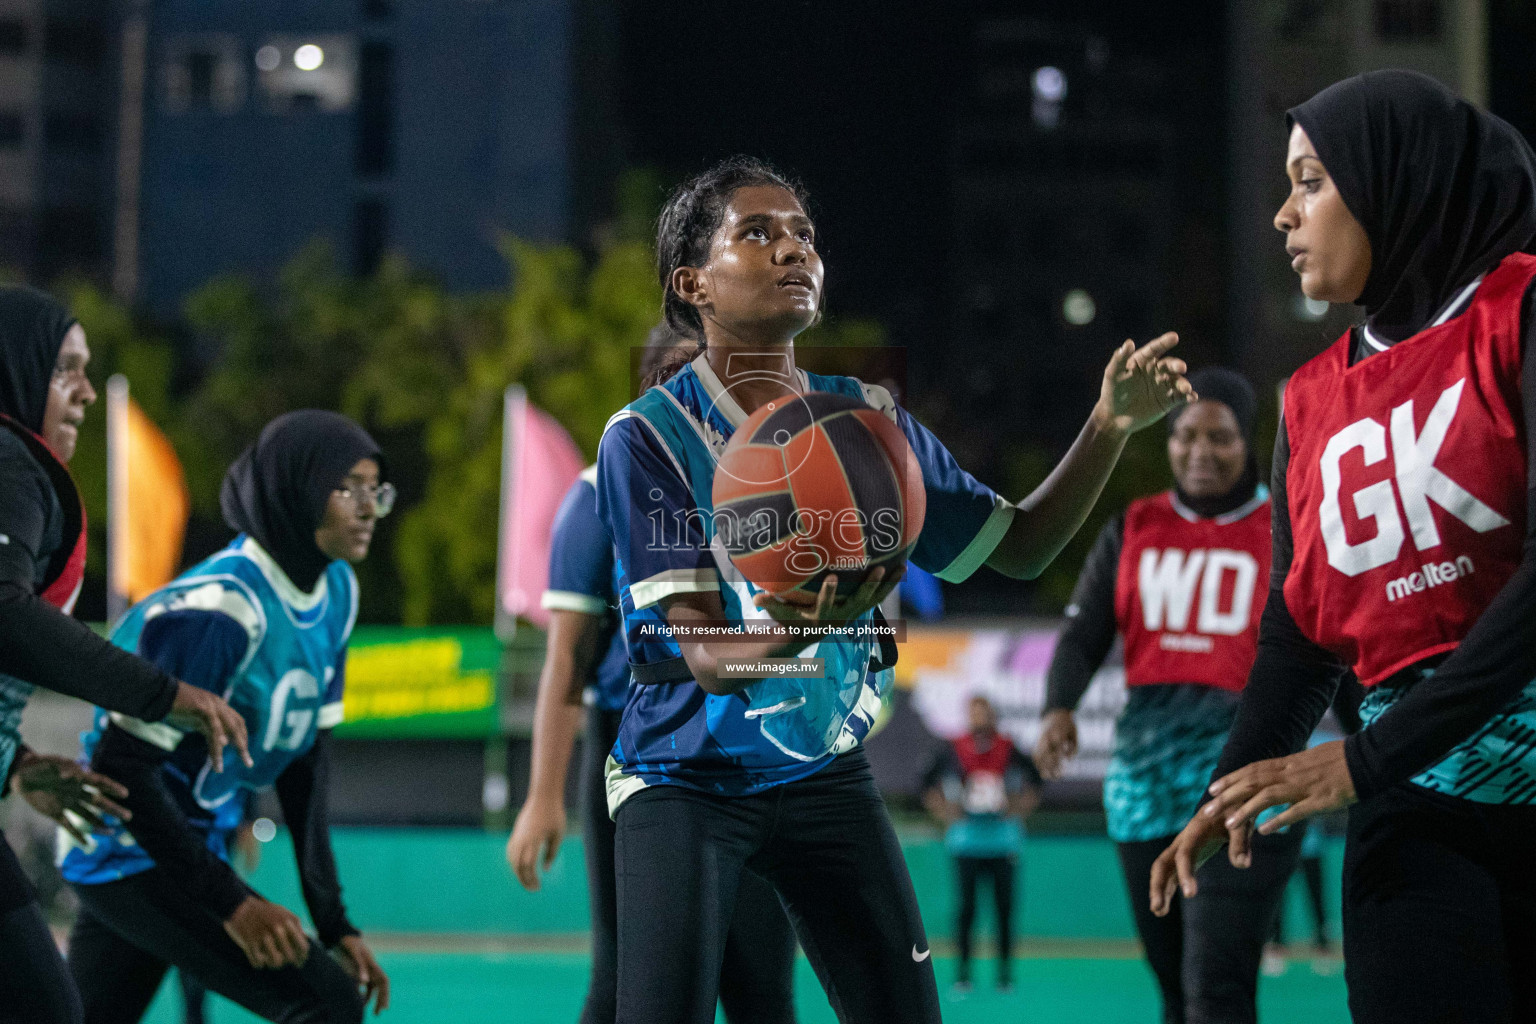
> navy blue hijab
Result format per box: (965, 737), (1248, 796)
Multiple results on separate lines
(220, 411), (384, 592)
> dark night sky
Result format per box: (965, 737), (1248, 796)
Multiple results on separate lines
(613, 0), (1228, 365)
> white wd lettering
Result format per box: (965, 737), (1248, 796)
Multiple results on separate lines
(1320, 378), (1509, 577)
(1139, 549), (1204, 632)
(1138, 548), (1257, 636)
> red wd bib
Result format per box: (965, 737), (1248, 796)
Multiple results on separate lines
(1112, 491), (1271, 692)
(1283, 253), (1534, 686)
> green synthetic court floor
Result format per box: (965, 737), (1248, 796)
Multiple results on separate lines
(139, 949), (1351, 1023)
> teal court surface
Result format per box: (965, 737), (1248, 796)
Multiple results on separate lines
(130, 829), (1352, 1022)
(141, 946), (1350, 1023)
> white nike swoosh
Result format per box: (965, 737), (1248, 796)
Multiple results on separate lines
(911, 945), (931, 962)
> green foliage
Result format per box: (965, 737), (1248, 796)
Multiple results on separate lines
(394, 238), (657, 625)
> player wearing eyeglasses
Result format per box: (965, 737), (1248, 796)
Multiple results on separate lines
(59, 410), (393, 1023)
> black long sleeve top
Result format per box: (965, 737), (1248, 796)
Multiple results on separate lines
(0, 429), (178, 719)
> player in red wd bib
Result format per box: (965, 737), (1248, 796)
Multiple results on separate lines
(1153, 71), (1536, 1023)
(1038, 368), (1303, 1024)
(0, 287), (249, 1023)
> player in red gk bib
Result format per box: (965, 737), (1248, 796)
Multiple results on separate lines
(1039, 368), (1304, 1024)
(1152, 71), (1536, 1023)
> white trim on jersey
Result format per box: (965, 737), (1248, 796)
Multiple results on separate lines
(579, 463), (599, 486)
(317, 701), (346, 729)
(1360, 273), (1486, 352)
(602, 409), (692, 486)
(630, 568), (722, 610)
(690, 351), (751, 428)
(108, 712), (184, 752)
(935, 494), (1016, 584)
(542, 589), (608, 615)
(239, 536), (329, 615)
(605, 752), (650, 818)
(1169, 489), (1269, 526)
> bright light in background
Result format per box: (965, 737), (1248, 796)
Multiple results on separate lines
(293, 44), (325, 71)
(252, 817), (278, 843)
(254, 45), (281, 72)
(1032, 66), (1067, 103)
(1291, 291), (1329, 321)
(1063, 289), (1097, 326)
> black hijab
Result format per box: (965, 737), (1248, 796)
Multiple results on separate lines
(1167, 367), (1260, 519)
(220, 410), (384, 592)
(0, 286), (78, 433)
(1289, 70), (1536, 342)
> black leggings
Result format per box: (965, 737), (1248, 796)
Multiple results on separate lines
(952, 856), (1015, 983)
(1342, 785), (1536, 1024)
(613, 749), (940, 1024)
(67, 869), (362, 1024)
(1270, 851), (1328, 948)
(581, 706), (797, 1024)
(1118, 827), (1303, 1024)
(0, 830), (81, 1024)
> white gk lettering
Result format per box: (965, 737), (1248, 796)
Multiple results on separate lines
(1138, 548), (1257, 636)
(1319, 379), (1510, 577)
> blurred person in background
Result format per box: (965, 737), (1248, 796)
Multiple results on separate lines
(921, 695), (1040, 993)
(507, 324), (799, 1024)
(0, 286), (250, 1024)
(59, 410), (392, 1023)
(1036, 368), (1303, 1024)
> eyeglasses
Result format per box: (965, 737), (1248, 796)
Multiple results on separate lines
(51, 363), (90, 387)
(334, 481), (396, 518)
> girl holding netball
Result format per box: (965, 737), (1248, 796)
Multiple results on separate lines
(595, 155), (1193, 1023)
(1153, 71), (1536, 1022)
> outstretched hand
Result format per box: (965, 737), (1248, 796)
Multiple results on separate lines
(1096, 332), (1196, 435)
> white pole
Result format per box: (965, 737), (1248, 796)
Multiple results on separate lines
(493, 384), (527, 643)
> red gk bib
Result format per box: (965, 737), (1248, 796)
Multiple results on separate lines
(1282, 254), (1534, 685)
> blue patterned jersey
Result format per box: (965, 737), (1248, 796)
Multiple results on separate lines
(541, 467), (629, 712)
(596, 354), (1012, 812)
(1103, 684), (1242, 842)
(1360, 666), (1536, 803)
(60, 536), (354, 884)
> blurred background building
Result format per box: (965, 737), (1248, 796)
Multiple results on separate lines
(0, 0), (615, 314)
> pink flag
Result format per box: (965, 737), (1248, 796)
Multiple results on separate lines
(495, 386), (586, 637)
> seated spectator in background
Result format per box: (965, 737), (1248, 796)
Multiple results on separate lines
(922, 695), (1041, 993)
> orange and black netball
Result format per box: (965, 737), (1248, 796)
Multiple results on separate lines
(712, 392), (925, 598)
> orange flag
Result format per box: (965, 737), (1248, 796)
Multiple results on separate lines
(109, 379), (190, 605)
